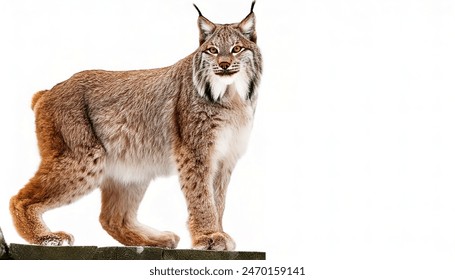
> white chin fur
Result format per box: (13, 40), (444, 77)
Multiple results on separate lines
(218, 75), (235, 85)
(210, 71), (249, 101)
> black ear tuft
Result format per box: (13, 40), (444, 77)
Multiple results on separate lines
(193, 3), (203, 17)
(194, 3), (217, 45)
(250, 0), (256, 13)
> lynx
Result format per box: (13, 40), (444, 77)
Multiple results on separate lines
(10, 2), (262, 251)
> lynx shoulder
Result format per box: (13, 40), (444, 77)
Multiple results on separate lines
(10, 1), (262, 251)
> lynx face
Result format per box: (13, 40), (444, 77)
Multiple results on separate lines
(193, 8), (262, 102)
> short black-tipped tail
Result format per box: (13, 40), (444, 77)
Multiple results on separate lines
(31, 90), (47, 110)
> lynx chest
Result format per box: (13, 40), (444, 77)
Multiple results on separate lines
(212, 106), (254, 166)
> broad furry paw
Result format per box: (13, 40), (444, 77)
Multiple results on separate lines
(156, 231), (180, 249)
(192, 232), (236, 251)
(36, 231), (74, 246)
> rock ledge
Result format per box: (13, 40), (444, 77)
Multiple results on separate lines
(3, 243), (265, 260)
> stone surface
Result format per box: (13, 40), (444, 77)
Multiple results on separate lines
(0, 227), (9, 260)
(93, 246), (163, 260)
(163, 249), (266, 260)
(4, 243), (266, 260)
(9, 244), (98, 260)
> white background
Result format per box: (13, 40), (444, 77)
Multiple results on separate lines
(1, 0), (455, 279)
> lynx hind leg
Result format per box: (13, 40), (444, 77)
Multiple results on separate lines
(99, 178), (180, 248)
(10, 147), (105, 246)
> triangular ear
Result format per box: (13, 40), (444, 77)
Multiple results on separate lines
(194, 4), (216, 45)
(238, 1), (257, 43)
(238, 11), (256, 43)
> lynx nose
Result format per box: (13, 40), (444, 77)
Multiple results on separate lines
(219, 62), (230, 70)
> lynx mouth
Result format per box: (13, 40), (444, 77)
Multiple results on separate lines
(214, 70), (239, 77)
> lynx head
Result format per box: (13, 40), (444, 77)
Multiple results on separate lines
(192, 1), (262, 103)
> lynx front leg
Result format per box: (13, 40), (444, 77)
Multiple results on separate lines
(99, 178), (180, 248)
(212, 161), (236, 249)
(213, 161), (233, 229)
(178, 154), (235, 251)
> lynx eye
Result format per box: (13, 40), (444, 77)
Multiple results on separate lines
(207, 47), (218, 55)
(231, 46), (243, 54)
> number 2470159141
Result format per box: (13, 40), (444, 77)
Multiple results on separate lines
(242, 267), (305, 276)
